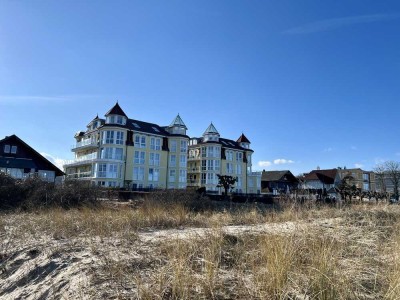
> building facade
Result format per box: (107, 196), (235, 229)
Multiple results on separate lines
(64, 103), (261, 194)
(337, 168), (376, 192)
(64, 103), (189, 189)
(187, 124), (261, 194)
(0, 135), (64, 182)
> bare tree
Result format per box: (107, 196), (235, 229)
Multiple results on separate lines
(385, 161), (400, 200)
(374, 164), (387, 193)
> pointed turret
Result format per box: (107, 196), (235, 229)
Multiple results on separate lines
(203, 122), (220, 142)
(87, 114), (101, 129)
(105, 102), (127, 117)
(237, 133), (250, 149)
(170, 114), (187, 129)
(105, 102), (127, 125)
(167, 114), (187, 135)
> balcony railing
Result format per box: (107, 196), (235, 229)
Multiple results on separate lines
(64, 153), (98, 166)
(188, 167), (201, 173)
(248, 171), (262, 176)
(66, 171), (93, 179)
(71, 139), (98, 151)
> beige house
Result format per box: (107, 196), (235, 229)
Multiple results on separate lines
(337, 168), (376, 192)
(64, 103), (189, 189)
(187, 124), (261, 194)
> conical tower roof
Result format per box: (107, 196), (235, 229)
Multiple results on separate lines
(237, 133), (250, 144)
(203, 122), (219, 135)
(169, 114), (187, 129)
(105, 102), (127, 117)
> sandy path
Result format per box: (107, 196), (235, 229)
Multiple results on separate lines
(0, 217), (340, 299)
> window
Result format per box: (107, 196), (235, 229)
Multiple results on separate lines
(3, 145), (10, 153)
(227, 163), (233, 174)
(180, 140), (187, 153)
(363, 173), (369, 181)
(170, 140), (177, 152)
(133, 167), (144, 180)
(116, 116), (124, 125)
(116, 131), (124, 145)
(226, 150), (233, 161)
(201, 173), (206, 184)
(101, 148), (113, 159)
(179, 170), (186, 183)
(170, 155), (176, 167)
(215, 160), (220, 171)
(11, 146), (17, 154)
(150, 138), (161, 150)
(101, 147), (123, 160)
(103, 131), (114, 144)
(180, 154), (187, 167)
(135, 135), (146, 148)
(149, 153), (160, 166)
(201, 147), (207, 158)
(202, 160), (207, 171)
(132, 122), (140, 128)
(152, 126), (160, 133)
(97, 164), (107, 177)
(115, 148), (123, 160)
(108, 164), (118, 178)
(236, 152), (243, 162)
(148, 168), (160, 181)
(207, 160), (214, 171)
(236, 164), (242, 175)
(207, 173), (216, 185)
(169, 169), (176, 182)
(134, 151), (145, 164)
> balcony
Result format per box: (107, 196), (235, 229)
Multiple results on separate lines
(64, 153), (126, 168)
(188, 167), (201, 173)
(188, 156), (201, 161)
(187, 180), (200, 187)
(71, 139), (98, 151)
(66, 171), (93, 179)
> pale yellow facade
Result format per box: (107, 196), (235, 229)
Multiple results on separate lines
(64, 103), (260, 194)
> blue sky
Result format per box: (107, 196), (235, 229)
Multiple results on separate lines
(1, 0), (400, 175)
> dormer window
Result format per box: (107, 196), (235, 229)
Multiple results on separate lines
(106, 115), (126, 125)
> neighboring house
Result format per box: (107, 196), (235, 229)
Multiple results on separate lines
(64, 102), (189, 189)
(303, 169), (341, 190)
(187, 126), (261, 194)
(337, 168), (376, 192)
(0, 135), (64, 182)
(261, 170), (298, 194)
(375, 172), (399, 194)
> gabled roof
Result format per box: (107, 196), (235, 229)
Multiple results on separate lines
(169, 114), (187, 129)
(203, 123), (219, 135)
(262, 170), (297, 182)
(304, 169), (338, 184)
(105, 102), (128, 117)
(237, 133), (250, 144)
(0, 135), (64, 176)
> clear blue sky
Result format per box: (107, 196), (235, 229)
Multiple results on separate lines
(1, 0), (400, 175)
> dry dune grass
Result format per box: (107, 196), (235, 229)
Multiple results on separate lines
(1, 200), (400, 299)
